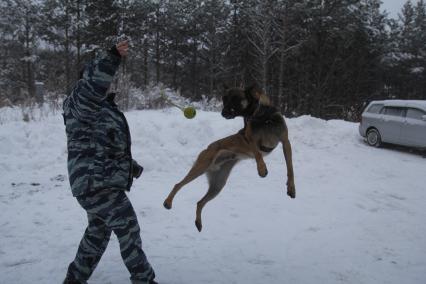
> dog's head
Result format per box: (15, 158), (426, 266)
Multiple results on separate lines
(221, 85), (267, 119)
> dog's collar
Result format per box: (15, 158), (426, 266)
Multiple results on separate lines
(245, 101), (261, 122)
(252, 101), (261, 115)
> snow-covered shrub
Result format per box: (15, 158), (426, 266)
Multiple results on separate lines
(0, 85), (222, 123)
(119, 85), (222, 112)
(0, 92), (63, 124)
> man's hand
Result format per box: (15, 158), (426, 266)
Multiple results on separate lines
(132, 160), (143, 179)
(116, 41), (129, 57)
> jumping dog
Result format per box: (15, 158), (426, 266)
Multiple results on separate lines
(163, 85), (296, 232)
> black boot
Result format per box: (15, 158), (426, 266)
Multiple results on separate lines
(63, 275), (87, 284)
(131, 280), (158, 284)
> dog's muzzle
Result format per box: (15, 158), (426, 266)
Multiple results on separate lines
(221, 109), (236, 119)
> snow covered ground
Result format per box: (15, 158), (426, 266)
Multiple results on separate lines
(0, 108), (425, 284)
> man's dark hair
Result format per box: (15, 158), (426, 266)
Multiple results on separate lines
(78, 65), (85, 80)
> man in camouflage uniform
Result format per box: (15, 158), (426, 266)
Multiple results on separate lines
(62, 41), (156, 284)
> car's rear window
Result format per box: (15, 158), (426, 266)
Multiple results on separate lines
(367, 104), (383, 113)
(382, 107), (405, 117)
(406, 108), (425, 120)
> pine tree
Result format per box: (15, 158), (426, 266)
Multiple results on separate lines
(245, 0), (279, 93)
(124, 0), (154, 88)
(85, 0), (120, 49)
(0, 0), (41, 100)
(388, 0), (425, 98)
(197, 0), (230, 97)
(413, 0), (426, 98)
(41, 0), (76, 92)
(224, 0), (253, 87)
(0, 0), (21, 100)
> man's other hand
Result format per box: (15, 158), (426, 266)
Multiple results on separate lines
(132, 160), (144, 179)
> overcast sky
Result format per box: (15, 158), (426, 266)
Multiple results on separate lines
(381, 0), (410, 18)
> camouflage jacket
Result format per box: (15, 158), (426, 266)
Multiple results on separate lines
(63, 48), (140, 197)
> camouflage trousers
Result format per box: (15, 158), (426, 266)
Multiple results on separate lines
(66, 190), (155, 283)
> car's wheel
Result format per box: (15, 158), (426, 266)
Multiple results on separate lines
(366, 128), (382, 147)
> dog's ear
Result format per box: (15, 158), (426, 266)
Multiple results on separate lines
(245, 84), (271, 106)
(245, 84), (263, 101)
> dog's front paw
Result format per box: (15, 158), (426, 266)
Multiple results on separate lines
(195, 220), (203, 232)
(258, 166), (268, 178)
(163, 199), (172, 210)
(286, 181), (296, 199)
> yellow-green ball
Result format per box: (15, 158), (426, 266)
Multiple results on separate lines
(183, 106), (196, 119)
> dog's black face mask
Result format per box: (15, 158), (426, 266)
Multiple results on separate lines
(221, 88), (249, 119)
(222, 86), (261, 119)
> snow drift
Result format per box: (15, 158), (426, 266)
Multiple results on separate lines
(0, 108), (425, 284)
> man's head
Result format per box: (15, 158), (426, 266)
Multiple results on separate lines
(78, 65), (86, 80)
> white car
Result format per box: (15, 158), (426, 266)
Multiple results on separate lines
(359, 100), (426, 149)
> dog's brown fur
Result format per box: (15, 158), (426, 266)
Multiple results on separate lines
(163, 85), (296, 232)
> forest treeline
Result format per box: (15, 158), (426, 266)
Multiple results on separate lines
(1, 0), (425, 119)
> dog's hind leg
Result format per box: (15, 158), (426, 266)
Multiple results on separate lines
(281, 126), (296, 198)
(164, 134), (247, 210)
(195, 159), (238, 232)
(163, 142), (222, 210)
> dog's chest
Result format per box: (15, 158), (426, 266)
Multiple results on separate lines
(249, 106), (280, 127)
(247, 106), (283, 152)
(250, 110), (282, 136)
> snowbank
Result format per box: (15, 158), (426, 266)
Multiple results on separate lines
(0, 109), (425, 284)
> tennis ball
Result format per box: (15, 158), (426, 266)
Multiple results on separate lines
(183, 106), (196, 119)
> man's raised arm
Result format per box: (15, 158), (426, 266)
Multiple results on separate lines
(65, 41), (129, 121)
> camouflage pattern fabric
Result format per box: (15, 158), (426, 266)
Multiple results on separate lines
(63, 48), (134, 197)
(63, 47), (155, 283)
(66, 190), (155, 283)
